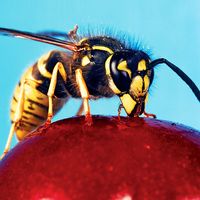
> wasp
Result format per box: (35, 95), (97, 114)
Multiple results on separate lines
(0, 25), (199, 159)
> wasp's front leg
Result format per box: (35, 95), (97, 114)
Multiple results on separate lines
(143, 94), (156, 118)
(75, 69), (92, 125)
(143, 111), (156, 118)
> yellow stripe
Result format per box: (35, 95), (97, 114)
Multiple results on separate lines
(81, 55), (91, 67)
(105, 55), (112, 76)
(37, 51), (52, 78)
(78, 37), (87, 45)
(92, 45), (113, 54)
(19, 66), (43, 85)
(105, 55), (121, 94)
(117, 60), (132, 78)
(11, 99), (47, 121)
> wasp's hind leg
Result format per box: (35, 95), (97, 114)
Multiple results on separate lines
(142, 94), (156, 118)
(46, 62), (67, 124)
(75, 69), (92, 125)
(1, 80), (26, 160)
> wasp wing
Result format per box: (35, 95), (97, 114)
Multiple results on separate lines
(36, 30), (70, 40)
(0, 27), (79, 51)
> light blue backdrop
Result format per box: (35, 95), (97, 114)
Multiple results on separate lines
(0, 0), (199, 152)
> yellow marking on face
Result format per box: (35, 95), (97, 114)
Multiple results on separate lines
(130, 75), (143, 96)
(92, 45), (113, 54)
(81, 55), (91, 67)
(138, 59), (147, 71)
(117, 61), (132, 78)
(105, 55), (121, 94)
(120, 94), (137, 115)
(38, 52), (52, 78)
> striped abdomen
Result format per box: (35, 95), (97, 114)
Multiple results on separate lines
(10, 51), (69, 140)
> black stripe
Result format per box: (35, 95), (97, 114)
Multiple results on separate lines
(22, 116), (28, 120)
(11, 120), (38, 127)
(24, 110), (46, 121)
(27, 98), (48, 111)
(11, 97), (48, 111)
(11, 106), (47, 121)
(13, 96), (18, 103)
(22, 120), (38, 127)
(10, 109), (15, 113)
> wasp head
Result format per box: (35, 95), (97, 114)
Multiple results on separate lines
(106, 50), (154, 117)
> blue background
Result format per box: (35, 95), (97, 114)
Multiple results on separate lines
(0, 0), (200, 152)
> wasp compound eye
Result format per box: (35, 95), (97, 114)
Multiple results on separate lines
(109, 53), (132, 92)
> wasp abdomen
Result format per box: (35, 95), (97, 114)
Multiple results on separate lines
(10, 51), (69, 140)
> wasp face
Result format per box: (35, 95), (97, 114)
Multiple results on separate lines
(105, 50), (154, 116)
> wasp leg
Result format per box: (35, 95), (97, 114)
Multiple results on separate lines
(76, 94), (99, 116)
(142, 94), (156, 118)
(46, 62), (67, 124)
(143, 111), (156, 118)
(76, 100), (84, 116)
(1, 80), (26, 160)
(68, 25), (78, 40)
(75, 69), (92, 125)
(118, 104), (124, 120)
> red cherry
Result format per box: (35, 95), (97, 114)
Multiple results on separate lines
(0, 116), (200, 199)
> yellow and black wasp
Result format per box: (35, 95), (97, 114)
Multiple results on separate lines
(0, 25), (200, 159)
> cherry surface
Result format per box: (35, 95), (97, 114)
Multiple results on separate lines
(0, 116), (200, 200)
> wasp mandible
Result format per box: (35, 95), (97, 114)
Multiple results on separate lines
(0, 25), (199, 159)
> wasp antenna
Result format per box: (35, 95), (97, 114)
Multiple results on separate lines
(149, 58), (200, 102)
(0, 27), (79, 51)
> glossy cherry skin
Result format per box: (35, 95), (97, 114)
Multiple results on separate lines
(0, 116), (200, 200)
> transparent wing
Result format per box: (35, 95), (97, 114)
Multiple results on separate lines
(0, 27), (80, 51)
(36, 30), (70, 40)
